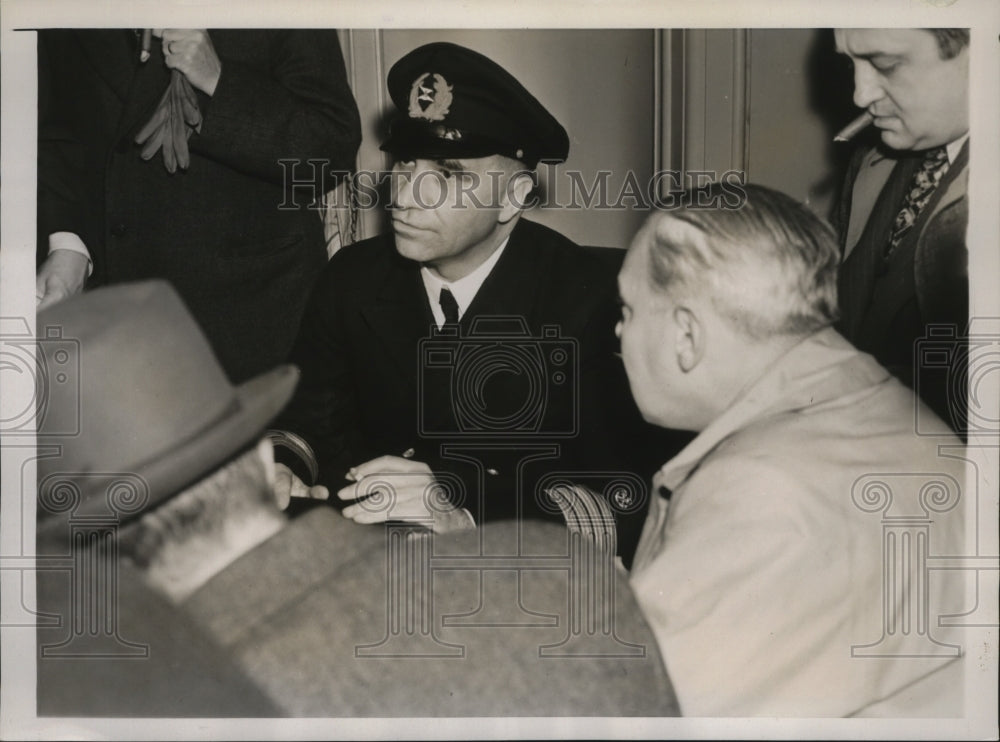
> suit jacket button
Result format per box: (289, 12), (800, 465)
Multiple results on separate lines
(111, 223), (127, 236)
(486, 468), (499, 476)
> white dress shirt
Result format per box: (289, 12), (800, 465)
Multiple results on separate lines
(420, 237), (510, 329)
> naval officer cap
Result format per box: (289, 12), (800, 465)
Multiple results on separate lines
(380, 42), (569, 168)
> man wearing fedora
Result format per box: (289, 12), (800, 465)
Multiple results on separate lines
(272, 42), (683, 559)
(34, 280), (678, 718)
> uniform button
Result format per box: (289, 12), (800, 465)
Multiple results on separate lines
(486, 468), (499, 476)
(111, 223), (127, 236)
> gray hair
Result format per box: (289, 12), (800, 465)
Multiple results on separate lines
(118, 444), (274, 569)
(643, 182), (840, 340)
(928, 29), (969, 60)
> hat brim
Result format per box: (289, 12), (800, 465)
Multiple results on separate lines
(380, 118), (530, 164)
(38, 364), (300, 535)
(380, 133), (518, 163)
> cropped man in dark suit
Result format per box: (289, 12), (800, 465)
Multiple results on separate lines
(273, 42), (683, 560)
(833, 29), (969, 435)
(36, 29), (362, 383)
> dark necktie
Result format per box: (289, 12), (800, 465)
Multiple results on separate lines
(885, 146), (950, 262)
(439, 286), (460, 326)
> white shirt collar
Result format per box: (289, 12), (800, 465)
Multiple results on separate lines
(868, 133), (969, 165)
(946, 134), (969, 164)
(421, 236), (510, 328)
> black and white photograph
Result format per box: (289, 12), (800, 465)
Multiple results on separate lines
(1, 1), (998, 739)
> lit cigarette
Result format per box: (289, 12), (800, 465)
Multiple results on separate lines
(139, 29), (152, 63)
(834, 112), (875, 142)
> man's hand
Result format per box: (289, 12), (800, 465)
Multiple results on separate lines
(161, 30), (222, 96)
(273, 463), (329, 511)
(36, 249), (88, 310)
(338, 455), (475, 534)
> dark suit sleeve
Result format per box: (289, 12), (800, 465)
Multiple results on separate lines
(36, 31), (90, 265)
(190, 29), (362, 187)
(273, 254), (363, 490)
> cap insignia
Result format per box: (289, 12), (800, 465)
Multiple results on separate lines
(408, 72), (453, 122)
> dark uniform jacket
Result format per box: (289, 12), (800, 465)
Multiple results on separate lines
(37, 29), (362, 382)
(277, 218), (688, 560)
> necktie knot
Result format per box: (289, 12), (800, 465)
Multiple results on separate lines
(439, 286), (460, 326)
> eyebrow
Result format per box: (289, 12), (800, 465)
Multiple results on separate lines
(435, 158), (467, 171)
(852, 51), (903, 62)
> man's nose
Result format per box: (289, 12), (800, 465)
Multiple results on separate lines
(852, 62), (883, 111)
(391, 170), (417, 210)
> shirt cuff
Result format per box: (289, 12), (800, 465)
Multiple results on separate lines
(48, 232), (94, 277)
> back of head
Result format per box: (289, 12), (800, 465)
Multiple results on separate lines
(643, 182), (840, 341)
(117, 440), (283, 602)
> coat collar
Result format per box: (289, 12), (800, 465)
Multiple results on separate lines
(845, 139), (969, 258)
(655, 328), (890, 491)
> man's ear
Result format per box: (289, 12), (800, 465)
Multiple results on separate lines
(498, 170), (535, 224)
(673, 306), (704, 373)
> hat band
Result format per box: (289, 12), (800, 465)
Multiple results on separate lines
(380, 117), (530, 164)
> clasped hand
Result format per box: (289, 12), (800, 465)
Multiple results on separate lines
(338, 455), (472, 533)
(158, 30), (221, 96)
(272, 456), (472, 534)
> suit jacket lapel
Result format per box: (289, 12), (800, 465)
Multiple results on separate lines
(873, 142), (969, 329)
(361, 244), (435, 403)
(114, 33), (172, 141)
(837, 152), (922, 342)
(463, 220), (543, 325)
(73, 30), (137, 104)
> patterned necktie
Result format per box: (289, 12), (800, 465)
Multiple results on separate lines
(885, 146), (950, 261)
(439, 286), (460, 326)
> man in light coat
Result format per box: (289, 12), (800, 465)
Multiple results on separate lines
(618, 183), (969, 716)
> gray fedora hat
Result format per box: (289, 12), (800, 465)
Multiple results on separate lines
(35, 280), (298, 538)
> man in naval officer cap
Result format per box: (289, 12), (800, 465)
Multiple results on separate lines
(272, 42), (686, 562)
